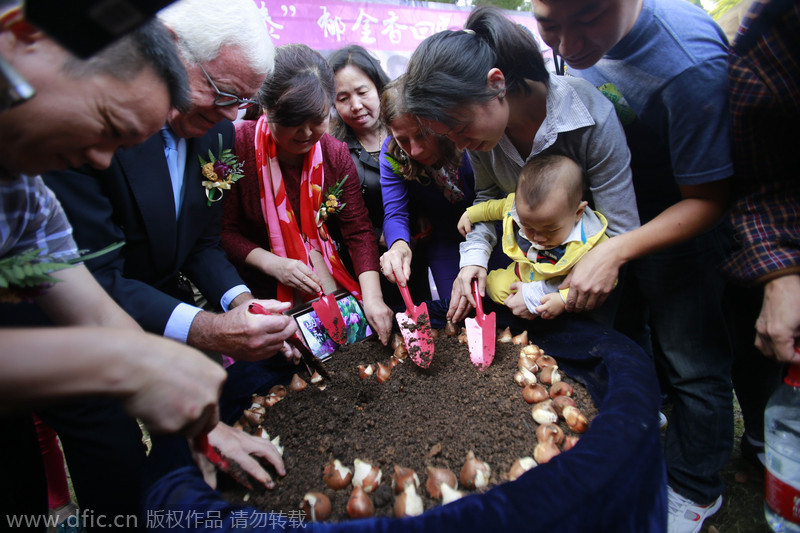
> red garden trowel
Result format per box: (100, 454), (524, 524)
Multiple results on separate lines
(396, 284), (435, 368)
(193, 434), (253, 490)
(312, 290), (348, 345)
(465, 279), (496, 370)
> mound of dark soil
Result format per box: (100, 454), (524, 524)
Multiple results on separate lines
(220, 329), (596, 522)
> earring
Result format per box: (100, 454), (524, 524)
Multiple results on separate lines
(498, 88), (506, 101)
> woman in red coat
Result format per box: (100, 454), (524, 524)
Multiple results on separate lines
(222, 44), (392, 345)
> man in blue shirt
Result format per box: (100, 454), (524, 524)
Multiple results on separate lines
(532, 0), (733, 531)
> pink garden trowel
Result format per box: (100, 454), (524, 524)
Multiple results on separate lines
(466, 279), (496, 370)
(396, 284), (435, 368)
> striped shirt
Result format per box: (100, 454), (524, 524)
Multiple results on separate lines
(0, 172), (79, 261)
(721, 0), (800, 283)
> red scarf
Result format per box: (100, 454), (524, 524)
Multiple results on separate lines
(254, 116), (360, 303)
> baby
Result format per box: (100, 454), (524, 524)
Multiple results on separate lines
(458, 153), (611, 319)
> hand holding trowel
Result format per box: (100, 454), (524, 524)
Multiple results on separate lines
(465, 279), (496, 370)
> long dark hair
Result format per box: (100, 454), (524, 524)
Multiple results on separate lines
(259, 44), (334, 127)
(381, 77), (462, 183)
(403, 5), (548, 128)
(327, 44), (390, 140)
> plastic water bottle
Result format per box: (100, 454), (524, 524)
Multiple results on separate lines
(765, 363), (800, 532)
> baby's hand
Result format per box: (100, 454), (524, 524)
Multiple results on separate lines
(457, 211), (473, 237)
(536, 293), (566, 320)
(505, 283), (536, 320)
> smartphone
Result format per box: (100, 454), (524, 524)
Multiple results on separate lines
(286, 290), (373, 361)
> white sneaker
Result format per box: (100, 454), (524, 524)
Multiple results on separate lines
(667, 485), (722, 533)
(659, 411), (668, 429)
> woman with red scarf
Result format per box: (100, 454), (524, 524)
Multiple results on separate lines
(221, 44), (393, 345)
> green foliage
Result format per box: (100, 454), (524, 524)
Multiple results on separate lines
(474, 0), (526, 10)
(0, 242), (125, 301)
(385, 153), (404, 176)
(0, 248), (73, 289)
(709, 0), (744, 19)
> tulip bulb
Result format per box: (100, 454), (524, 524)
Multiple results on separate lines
(301, 492), (331, 522)
(264, 394), (281, 407)
(535, 423), (565, 446)
(394, 343), (409, 360)
(289, 374), (307, 392)
(271, 435), (284, 456)
(514, 366), (537, 388)
(498, 326), (513, 343)
(531, 400), (559, 425)
(376, 362), (392, 383)
(352, 458), (382, 494)
(242, 407), (265, 427)
(358, 364), (374, 379)
(393, 484), (424, 518)
(460, 450), (491, 490)
(507, 456), (537, 481)
(511, 330), (529, 345)
(457, 331), (468, 345)
(539, 365), (561, 385)
(563, 435), (580, 451)
(425, 466), (458, 499)
(444, 320), (459, 337)
(440, 482), (464, 505)
(549, 381), (573, 399)
(269, 385), (287, 398)
(391, 332), (405, 350)
(251, 394), (268, 407)
(347, 486), (374, 518)
(552, 395), (577, 416)
(536, 355), (558, 368)
(392, 465), (419, 493)
(517, 353), (539, 373)
(533, 440), (561, 464)
(310, 371), (323, 384)
(322, 459), (352, 490)
(563, 405), (589, 433)
(522, 383), (549, 404)
(520, 344), (544, 359)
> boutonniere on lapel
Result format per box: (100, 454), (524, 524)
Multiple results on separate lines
(198, 133), (244, 206)
(315, 174), (348, 228)
(0, 242), (124, 303)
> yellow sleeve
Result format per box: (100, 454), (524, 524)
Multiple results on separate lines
(467, 198), (508, 223)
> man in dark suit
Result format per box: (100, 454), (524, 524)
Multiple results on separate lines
(40, 0), (299, 528)
(45, 0), (295, 362)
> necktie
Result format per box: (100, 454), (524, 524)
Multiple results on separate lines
(161, 128), (182, 216)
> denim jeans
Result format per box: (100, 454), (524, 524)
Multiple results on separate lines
(614, 224), (734, 504)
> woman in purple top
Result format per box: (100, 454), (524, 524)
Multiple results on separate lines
(379, 77), (479, 299)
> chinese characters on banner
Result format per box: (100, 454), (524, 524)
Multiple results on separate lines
(251, 0), (550, 78)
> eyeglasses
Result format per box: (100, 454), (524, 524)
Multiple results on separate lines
(197, 63), (258, 110)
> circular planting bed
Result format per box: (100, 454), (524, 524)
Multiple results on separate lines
(220, 328), (597, 523)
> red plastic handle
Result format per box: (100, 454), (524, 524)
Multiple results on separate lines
(471, 279), (484, 316)
(398, 283), (415, 313)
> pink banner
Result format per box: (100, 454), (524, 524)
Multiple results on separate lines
(253, 0), (544, 53)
